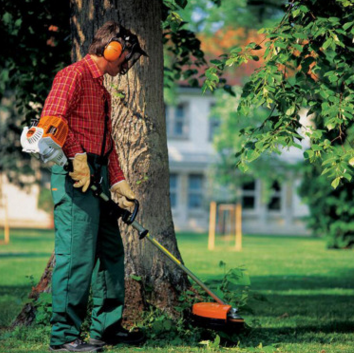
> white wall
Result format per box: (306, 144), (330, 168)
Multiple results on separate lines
(0, 174), (52, 229)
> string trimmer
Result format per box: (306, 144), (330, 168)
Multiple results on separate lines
(21, 116), (245, 331)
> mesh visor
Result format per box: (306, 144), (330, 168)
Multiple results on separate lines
(119, 32), (147, 75)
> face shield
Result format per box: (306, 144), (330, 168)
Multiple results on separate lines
(116, 29), (147, 75)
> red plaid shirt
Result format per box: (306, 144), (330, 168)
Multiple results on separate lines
(41, 54), (125, 185)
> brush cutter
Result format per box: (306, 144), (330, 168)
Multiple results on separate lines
(21, 116), (245, 331)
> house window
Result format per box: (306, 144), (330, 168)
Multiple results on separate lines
(170, 173), (178, 208)
(267, 181), (282, 211)
(208, 103), (220, 141)
(166, 102), (189, 138)
(188, 174), (203, 209)
(242, 180), (256, 210)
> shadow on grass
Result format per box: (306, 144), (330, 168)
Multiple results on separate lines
(9, 236), (53, 243)
(176, 232), (325, 241)
(0, 253), (52, 258)
(205, 272), (354, 295)
(0, 285), (33, 299)
(248, 293), (354, 317)
(235, 320), (354, 348)
(250, 273), (354, 291)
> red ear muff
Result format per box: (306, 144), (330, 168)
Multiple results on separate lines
(103, 41), (123, 61)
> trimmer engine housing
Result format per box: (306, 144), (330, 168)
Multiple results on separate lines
(21, 116), (69, 166)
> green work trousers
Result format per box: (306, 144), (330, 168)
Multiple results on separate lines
(50, 162), (125, 345)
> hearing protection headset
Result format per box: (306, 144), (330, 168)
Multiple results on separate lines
(103, 38), (124, 62)
(101, 28), (147, 74)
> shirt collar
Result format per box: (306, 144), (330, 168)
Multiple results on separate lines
(84, 54), (104, 79)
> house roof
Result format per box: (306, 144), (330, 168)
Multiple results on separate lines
(178, 27), (266, 88)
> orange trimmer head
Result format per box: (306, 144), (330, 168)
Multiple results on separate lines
(192, 302), (245, 330)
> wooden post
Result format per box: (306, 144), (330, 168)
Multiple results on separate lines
(208, 201), (217, 250)
(230, 206), (235, 235)
(4, 194), (9, 244)
(235, 202), (242, 251)
(0, 174), (10, 245)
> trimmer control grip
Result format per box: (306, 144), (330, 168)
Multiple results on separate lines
(64, 160), (74, 173)
(123, 199), (139, 225)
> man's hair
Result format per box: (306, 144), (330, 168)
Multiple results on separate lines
(88, 21), (121, 56)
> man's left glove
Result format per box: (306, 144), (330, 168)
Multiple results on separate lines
(69, 154), (91, 192)
(111, 180), (136, 209)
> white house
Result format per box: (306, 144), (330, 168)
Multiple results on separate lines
(166, 87), (310, 235)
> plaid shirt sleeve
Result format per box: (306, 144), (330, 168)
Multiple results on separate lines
(41, 69), (84, 157)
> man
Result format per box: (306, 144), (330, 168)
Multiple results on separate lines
(41, 21), (147, 352)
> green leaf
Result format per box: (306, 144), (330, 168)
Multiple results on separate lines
(331, 177), (341, 189)
(321, 167), (332, 176)
(175, 0), (188, 8)
(294, 32), (308, 39)
(343, 173), (352, 181)
(130, 274), (142, 282)
(247, 150), (260, 162)
(2, 12), (12, 24)
(323, 38), (333, 50)
(210, 59), (223, 66)
(286, 106), (295, 116)
(15, 18), (22, 27)
(299, 5), (309, 13)
(238, 163), (249, 173)
(274, 41), (287, 49)
(292, 44), (304, 52)
(219, 260), (226, 268)
(163, 319), (173, 331)
(343, 21), (354, 30)
(210, 335), (220, 348)
(303, 150), (314, 159)
(327, 123), (335, 131)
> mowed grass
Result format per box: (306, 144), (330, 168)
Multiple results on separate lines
(0, 229), (353, 353)
(0, 229), (54, 328)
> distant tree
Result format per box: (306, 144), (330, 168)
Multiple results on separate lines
(203, 0), (354, 188)
(0, 0), (71, 183)
(210, 88), (290, 200)
(299, 159), (354, 248)
(179, 0), (285, 33)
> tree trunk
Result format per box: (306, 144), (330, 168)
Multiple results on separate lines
(15, 0), (189, 326)
(13, 254), (55, 326)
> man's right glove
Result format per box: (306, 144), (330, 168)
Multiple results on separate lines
(111, 180), (136, 209)
(69, 154), (91, 192)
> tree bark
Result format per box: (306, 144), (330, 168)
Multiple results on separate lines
(13, 254), (55, 326)
(15, 0), (189, 326)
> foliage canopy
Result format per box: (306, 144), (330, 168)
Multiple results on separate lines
(203, 0), (354, 189)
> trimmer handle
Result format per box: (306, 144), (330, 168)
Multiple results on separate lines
(122, 199), (139, 225)
(64, 160), (74, 173)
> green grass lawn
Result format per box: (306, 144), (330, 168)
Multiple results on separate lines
(0, 229), (353, 353)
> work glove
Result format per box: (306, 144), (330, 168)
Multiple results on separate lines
(111, 180), (136, 209)
(69, 154), (91, 192)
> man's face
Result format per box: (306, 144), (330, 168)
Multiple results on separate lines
(106, 50), (130, 76)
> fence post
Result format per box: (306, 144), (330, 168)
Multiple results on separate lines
(235, 202), (242, 251)
(208, 201), (217, 250)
